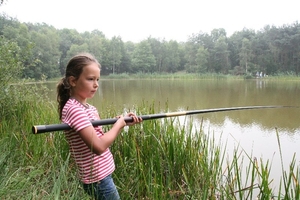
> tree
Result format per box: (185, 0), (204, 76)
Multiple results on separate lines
(239, 38), (252, 74)
(184, 40), (199, 73)
(211, 28), (227, 42)
(189, 31), (215, 72)
(66, 43), (89, 61)
(2, 21), (36, 79)
(58, 28), (83, 75)
(1, 12), (300, 77)
(290, 22), (300, 75)
(165, 40), (181, 73)
(131, 40), (156, 73)
(214, 36), (230, 73)
(30, 24), (60, 79)
(109, 36), (123, 74)
(0, 36), (22, 83)
(195, 46), (209, 73)
(96, 38), (111, 74)
(147, 37), (166, 73)
(87, 32), (105, 60)
(0, 36), (24, 119)
(123, 41), (135, 73)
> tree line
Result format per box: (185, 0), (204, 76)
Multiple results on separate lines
(0, 13), (299, 80)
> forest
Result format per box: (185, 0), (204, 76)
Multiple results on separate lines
(0, 13), (300, 80)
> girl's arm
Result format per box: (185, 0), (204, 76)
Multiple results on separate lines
(78, 113), (141, 155)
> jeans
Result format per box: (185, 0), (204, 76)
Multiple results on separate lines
(83, 174), (120, 200)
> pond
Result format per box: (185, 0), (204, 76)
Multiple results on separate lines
(45, 78), (300, 191)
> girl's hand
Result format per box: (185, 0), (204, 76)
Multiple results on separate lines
(115, 115), (127, 128)
(125, 112), (143, 126)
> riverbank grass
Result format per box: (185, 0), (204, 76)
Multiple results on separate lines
(0, 99), (299, 199)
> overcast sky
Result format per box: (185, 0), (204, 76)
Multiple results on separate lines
(1, 0), (299, 42)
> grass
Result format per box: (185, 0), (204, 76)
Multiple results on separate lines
(103, 72), (245, 80)
(46, 72), (300, 83)
(0, 96), (299, 199)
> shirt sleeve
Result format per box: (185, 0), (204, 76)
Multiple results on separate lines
(63, 104), (92, 132)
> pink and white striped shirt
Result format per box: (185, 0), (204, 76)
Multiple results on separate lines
(62, 98), (115, 184)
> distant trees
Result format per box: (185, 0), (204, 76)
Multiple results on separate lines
(132, 40), (156, 73)
(0, 13), (299, 80)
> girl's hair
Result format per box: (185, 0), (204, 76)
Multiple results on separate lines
(57, 53), (100, 120)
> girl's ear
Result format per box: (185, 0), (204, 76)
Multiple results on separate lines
(69, 76), (77, 87)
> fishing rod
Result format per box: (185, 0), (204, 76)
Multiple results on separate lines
(32, 105), (294, 134)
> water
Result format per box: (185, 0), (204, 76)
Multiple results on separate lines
(45, 78), (300, 193)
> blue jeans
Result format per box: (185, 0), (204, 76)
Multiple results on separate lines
(83, 174), (120, 200)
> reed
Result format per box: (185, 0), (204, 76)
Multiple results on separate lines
(0, 97), (299, 199)
(47, 73), (300, 82)
(103, 72), (245, 80)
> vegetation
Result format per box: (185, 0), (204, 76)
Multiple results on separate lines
(0, 5), (299, 199)
(0, 38), (299, 199)
(0, 13), (300, 80)
(1, 92), (299, 199)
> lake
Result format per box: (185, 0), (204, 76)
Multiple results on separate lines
(45, 78), (300, 191)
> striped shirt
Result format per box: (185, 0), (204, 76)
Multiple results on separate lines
(62, 98), (115, 184)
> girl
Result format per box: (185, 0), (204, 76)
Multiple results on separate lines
(57, 53), (142, 200)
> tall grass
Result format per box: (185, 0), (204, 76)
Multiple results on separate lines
(48, 72), (300, 82)
(0, 97), (299, 199)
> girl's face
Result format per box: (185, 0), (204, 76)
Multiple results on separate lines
(70, 63), (100, 104)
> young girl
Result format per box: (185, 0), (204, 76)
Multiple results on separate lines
(57, 53), (142, 200)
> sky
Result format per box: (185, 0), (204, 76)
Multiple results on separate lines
(1, 0), (299, 43)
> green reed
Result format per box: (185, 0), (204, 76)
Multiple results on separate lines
(0, 97), (299, 199)
(103, 72), (245, 80)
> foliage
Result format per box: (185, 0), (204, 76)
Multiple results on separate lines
(131, 40), (156, 73)
(0, 99), (299, 199)
(0, 35), (76, 199)
(0, 36), (23, 120)
(1, 14), (300, 80)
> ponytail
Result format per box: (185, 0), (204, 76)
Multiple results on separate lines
(57, 77), (71, 120)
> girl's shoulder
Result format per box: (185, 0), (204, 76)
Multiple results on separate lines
(63, 99), (85, 115)
(64, 99), (98, 114)
(65, 98), (81, 109)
